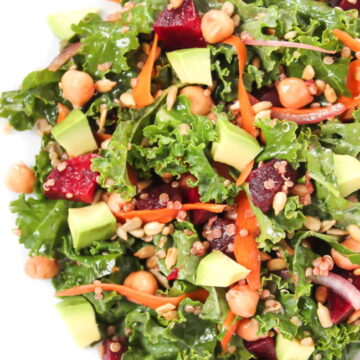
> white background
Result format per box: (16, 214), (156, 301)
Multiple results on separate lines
(0, 1), (118, 359)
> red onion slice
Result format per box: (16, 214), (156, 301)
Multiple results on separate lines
(271, 103), (346, 124)
(243, 39), (336, 54)
(310, 272), (360, 310)
(48, 42), (83, 72)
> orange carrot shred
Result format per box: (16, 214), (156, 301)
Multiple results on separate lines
(333, 29), (360, 53)
(236, 160), (254, 187)
(339, 96), (360, 109)
(115, 203), (226, 223)
(234, 191), (261, 290)
(221, 311), (238, 353)
(223, 36), (257, 137)
(347, 59), (360, 97)
(56, 283), (208, 310)
(132, 34), (159, 109)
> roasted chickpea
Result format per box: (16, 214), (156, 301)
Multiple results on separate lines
(56, 103), (70, 123)
(5, 163), (35, 194)
(124, 271), (159, 295)
(236, 318), (268, 342)
(25, 256), (59, 279)
(201, 10), (235, 44)
(276, 77), (314, 109)
(60, 70), (95, 108)
(226, 284), (259, 318)
(180, 86), (214, 115)
(331, 238), (360, 271)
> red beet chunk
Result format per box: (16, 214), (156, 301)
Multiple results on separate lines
(182, 187), (213, 225)
(153, 0), (206, 50)
(328, 271), (360, 323)
(203, 217), (235, 255)
(244, 337), (277, 360)
(252, 86), (282, 107)
(44, 154), (99, 204)
(136, 184), (182, 210)
(167, 267), (180, 280)
(102, 338), (127, 360)
(248, 159), (297, 213)
(336, 0), (360, 10)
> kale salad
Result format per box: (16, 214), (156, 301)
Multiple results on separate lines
(3, 0), (360, 359)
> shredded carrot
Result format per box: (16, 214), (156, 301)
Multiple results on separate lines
(56, 283), (208, 310)
(223, 36), (257, 137)
(221, 311), (238, 353)
(182, 203), (227, 212)
(234, 192), (261, 290)
(236, 160), (254, 187)
(333, 29), (360, 53)
(56, 103), (70, 123)
(115, 203), (226, 223)
(132, 34), (159, 109)
(115, 208), (179, 223)
(339, 96), (360, 109)
(95, 133), (112, 142)
(347, 59), (360, 97)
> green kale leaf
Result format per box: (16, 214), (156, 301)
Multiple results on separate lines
(130, 96), (238, 203)
(320, 121), (360, 157)
(0, 69), (62, 130)
(10, 195), (73, 257)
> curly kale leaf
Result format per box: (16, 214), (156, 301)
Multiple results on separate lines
(129, 96), (238, 203)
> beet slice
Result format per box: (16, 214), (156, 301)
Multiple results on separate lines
(244, 337), (277, 360)
(136, 184), (182, 210)
(153, 0), (206, 50)
(182, 187), (213, 225)
(328, 270), (360, 324)
(203, 217), (235, 255)
(44, 153), (99, 204)
(102, 338), (127, 360)
(247, 159), (297, 213)
(336, 0), (360, 10)
(252, 86), (282, 107)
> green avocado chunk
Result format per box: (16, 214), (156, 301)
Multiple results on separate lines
(166, 48), (213, 86)
(196, 250), (250, 287)
(211, 116), (261, 171)
(47, 8), (99, 40)
(56, 296), (101, 348)
(51, 109), (97, 157)
(334, 154), (360, 197)
(68, 201), (116, 250)
(276, 334), (315, 360)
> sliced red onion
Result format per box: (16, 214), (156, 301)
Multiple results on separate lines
(310, 272), (360, 310)
(271, 103), (346, 124)
(243, 39), (336, 54)
(48, 42), (83, 72)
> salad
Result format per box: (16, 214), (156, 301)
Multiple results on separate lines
(2, 0), (360, 358)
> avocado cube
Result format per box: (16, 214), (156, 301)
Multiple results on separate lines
(334, 154), (360, 197)
(211, 116), (261, 171)
(196, 250), (250, 287)
(56, 296), (101, 348)
(47, 8), (99, 40)
(167, 48), (213, 86)
(51, 109), (97, 157)
(68, 202), (116, 250)
(276, 334), (314, 360)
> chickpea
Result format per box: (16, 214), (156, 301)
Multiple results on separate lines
(201, 10), (235, 44)
(276, 77), (314, 109)
(124, 271), (158, 295)
(25, 256), (59, 279)
(236, 318), (268, 342)
(180, 86), (214, 115)
(226, 284), (259, 318)
(60, 70), (95, 108)
(56, 103), (70, 123)
(331, 238), (360, 271)
(5, 163), (35, 194)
